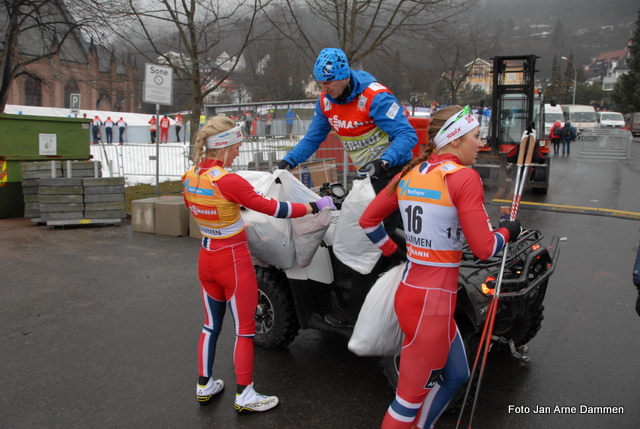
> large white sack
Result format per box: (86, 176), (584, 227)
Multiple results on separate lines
(237, 170), (295, 269)
(274, 169), (332, 268)
(333, 177), (381, 274)
(348, 262), (405, 357)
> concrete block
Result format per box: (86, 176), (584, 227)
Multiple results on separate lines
(83, 177), (125, 187)
(84, 210), (127, 219)
(83, 185), (125, 195)
(84, 202), (126, 212)
(39, 195), (83, 204)
(40, 203), (84, 213)
(40, 211), (84, 222)
(38, 186), (83, 195)
(189, 212), (203, 239)
(131, 197), (164, 234)
(84, 194), (124, 203)
(155, 196), (189, 237)
(39, 178), (83, 187)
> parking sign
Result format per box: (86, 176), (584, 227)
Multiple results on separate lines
(70, 93), (80, 114)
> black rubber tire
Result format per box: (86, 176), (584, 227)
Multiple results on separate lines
(254, 267), (300, 349)
(531, 164), (549, 194)
(512, 304), (545, 347)
(381, 324), (479, 414)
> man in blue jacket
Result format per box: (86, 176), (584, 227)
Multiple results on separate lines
(276, 47), (417, 195)
(277, 48), (417, 327)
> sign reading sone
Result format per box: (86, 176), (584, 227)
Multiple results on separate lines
(143, 63), (173, 105)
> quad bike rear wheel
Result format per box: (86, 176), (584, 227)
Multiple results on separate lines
(254, 267), (300, 349)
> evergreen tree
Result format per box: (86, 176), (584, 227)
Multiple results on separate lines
(611, 9), (640, 112)
(547, 55), (563, 99)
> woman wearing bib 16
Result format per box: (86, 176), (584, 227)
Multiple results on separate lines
(182, 116), (335, 413)
(359, 106), (522, 429)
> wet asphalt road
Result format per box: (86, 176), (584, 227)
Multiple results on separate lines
(2, 138), (640, 429)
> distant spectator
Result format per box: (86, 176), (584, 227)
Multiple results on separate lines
(117, 117), (127, 145)
(104, 117), (114, 144)
(160, 113), (170, 143)
(149, 116), (157, 144)
(560, 121), (576, 156)
(244, 111), (252, 134)
(92, 116), (102, 144)
(476, 106), (484, 125)
(483, 107), (491, 126)
(284, 108), (295, 137)
(265, 112), (273, 136)
(175, 113), (183, 143)
(549, 120), (562, 155)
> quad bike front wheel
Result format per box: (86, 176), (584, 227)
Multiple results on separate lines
(254, 266), (300, 349)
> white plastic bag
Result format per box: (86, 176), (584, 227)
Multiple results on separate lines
(333, 177), (382, 274)
(348, 262), (406, 357)
(237, 170), (295, 270)
(275, 170), (332, 268)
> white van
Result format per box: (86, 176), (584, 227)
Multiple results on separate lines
(596, 111), (625, 128)
(561, 105), (597, 134)
(543, 104), (564, 136)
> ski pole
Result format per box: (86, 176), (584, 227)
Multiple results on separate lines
(456, 128), (536, 429)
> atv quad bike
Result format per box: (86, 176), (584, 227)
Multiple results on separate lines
(254, 182), (560, 411)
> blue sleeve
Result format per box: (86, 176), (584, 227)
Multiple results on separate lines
(633, 244), (640, 288)
(283, 100), (332, 168)
(368, 92), (417, 167)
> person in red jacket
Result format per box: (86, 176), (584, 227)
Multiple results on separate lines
(359, 105), (521, 429)
(549, 119), (562, 155)
(182, 115), (334, 413)
(159, 113), (171, 143)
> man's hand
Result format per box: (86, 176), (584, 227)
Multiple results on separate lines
(358, 159), (389, 179)
(276, 160), (291, 170)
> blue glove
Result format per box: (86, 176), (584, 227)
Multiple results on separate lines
(310, 196), (336, 213)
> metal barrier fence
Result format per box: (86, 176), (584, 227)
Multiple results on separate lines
(90, 143), (193, 184)
(90, 140), (355, 187)
(577, 128), (633, 161)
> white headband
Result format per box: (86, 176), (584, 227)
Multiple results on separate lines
(433, 106), (479, 150)
(205, 124), (243, 149)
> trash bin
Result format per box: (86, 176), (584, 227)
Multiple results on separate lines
(0, 114), (91, 218)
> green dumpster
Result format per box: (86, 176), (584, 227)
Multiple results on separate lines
(0, 114), (91, 218)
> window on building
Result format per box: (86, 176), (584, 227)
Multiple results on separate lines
(64, 80), (80, 108)
(24, 76), (42, 106)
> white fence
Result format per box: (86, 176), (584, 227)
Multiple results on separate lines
(577, 128), (633, 161)
(90, 139), (351, 186)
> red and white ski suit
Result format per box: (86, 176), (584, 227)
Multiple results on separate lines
(182, 160), (309, 385)
(360, 153), (512, 429)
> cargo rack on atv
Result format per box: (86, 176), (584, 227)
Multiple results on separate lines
(459, 229), (561, 299)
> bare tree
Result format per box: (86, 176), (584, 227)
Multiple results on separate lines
(0, 0), (92, 111)
(263, 0), (474, 65)
(88, 0), (269, 140)
(430, 22), (495, 105)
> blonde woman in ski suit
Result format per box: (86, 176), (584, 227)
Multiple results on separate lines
(182, 115), (334, 413)
(359, 106), (522, 429)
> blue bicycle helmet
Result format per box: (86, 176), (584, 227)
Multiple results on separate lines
(313, 48), (350, 81)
